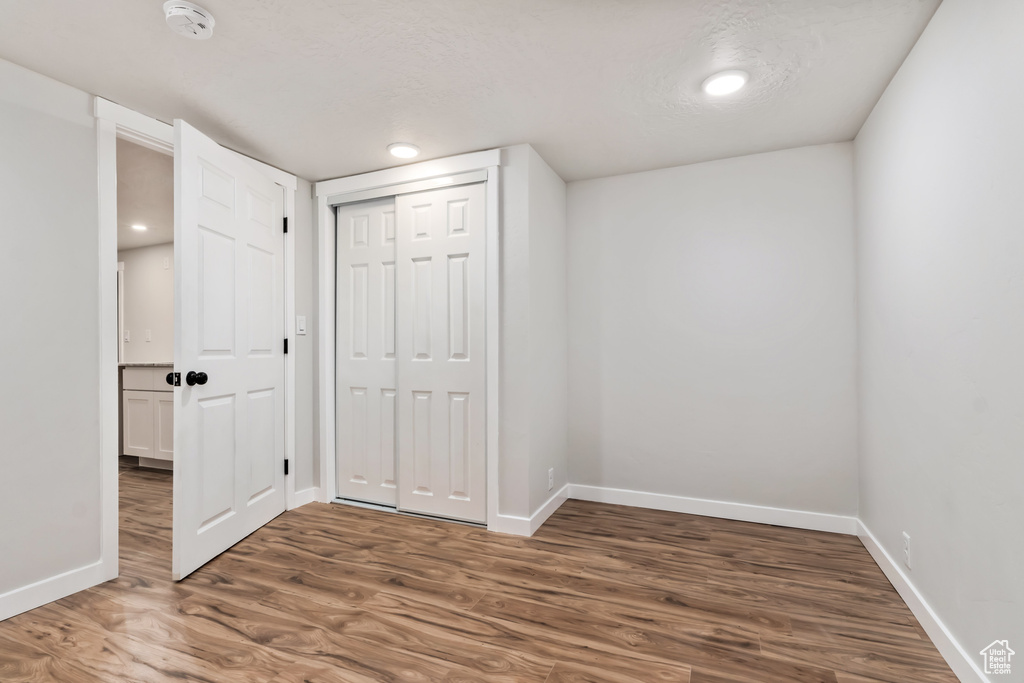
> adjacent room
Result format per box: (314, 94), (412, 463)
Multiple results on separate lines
(116, 137), (176, 572)
(0, 1), (1020, 682)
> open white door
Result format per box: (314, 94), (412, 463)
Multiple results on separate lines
(172, 120), (286, 581)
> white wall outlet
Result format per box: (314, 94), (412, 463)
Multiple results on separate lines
(902, 531), (912, 569)
(123, 329), (130, 343)
(296, 315), (307, 335)
(548, 467), (554, 491)
(163, 257), (170, 270)
(145, 329), (152, 342)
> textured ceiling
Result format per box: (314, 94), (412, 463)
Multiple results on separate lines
(0, 0), (939, 182)
(117, 139), (174, 250)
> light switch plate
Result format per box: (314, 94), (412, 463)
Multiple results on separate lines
(296, 315), (307, 335)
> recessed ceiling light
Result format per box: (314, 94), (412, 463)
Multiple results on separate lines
(132, 224), (147, 231)
(702, 70), (749, 96)
(388, 143), (420, 159)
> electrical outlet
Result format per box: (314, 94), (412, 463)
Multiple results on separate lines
(902, 532), (912, 569)
(163, 257), (170, 270)
(548, 467), (554, 491)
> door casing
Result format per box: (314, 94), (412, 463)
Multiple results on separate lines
(315, 151), (501, 529)
(95, 98), (300, 584)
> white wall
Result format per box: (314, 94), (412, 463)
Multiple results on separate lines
(567, 143), (858, 516)
(499, 144), (569, 520)
(0, 60), (101, 601)
(527, 150), (568, 513)
(855, 0), (1024, 674)
(293, 178), (317, 493)
(118, 243), (173, 363)
(498, 145), (532, 518)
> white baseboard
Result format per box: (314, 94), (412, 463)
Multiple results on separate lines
(138, 457), (172, 470)
(567, 484), (859, 535)
(488, 513), (531, 536)
(291, 486), (320, 509)
(857, 521), (988, 683)
(529, 484), (569, 534)
(0, 560), (108, 622)
(488, 484), (570, 537)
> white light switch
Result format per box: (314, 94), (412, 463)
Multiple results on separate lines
(145, 329), (152, 342)
(296, 315), (307, 335)
(163, 257), (170, 270)
(123, 329), (130, 343)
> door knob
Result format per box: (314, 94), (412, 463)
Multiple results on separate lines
(185, 371), (208, 386)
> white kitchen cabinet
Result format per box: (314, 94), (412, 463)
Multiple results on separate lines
(121, 366), (174, 468)
(155, 394), (174, 461)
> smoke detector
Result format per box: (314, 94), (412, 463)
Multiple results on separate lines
(163, 1), (215, 40)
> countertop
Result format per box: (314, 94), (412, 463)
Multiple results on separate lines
(119, 362), (174, 367)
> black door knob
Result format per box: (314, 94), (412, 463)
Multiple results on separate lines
(186, 371), (208, 386)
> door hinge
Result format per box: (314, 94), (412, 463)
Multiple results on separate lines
(283, 216), (288, 234)
(284, 338), (289, 354)
(284, 459), (290, 476)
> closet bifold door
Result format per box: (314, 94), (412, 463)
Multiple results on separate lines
(395, 182), (487, 523)
(335, 197), (399, 506)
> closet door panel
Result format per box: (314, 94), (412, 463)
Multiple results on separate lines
(396, 183), (486, 523)
(336, 198), (398, 505)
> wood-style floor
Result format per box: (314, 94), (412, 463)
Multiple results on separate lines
(0, 460), (956, 682)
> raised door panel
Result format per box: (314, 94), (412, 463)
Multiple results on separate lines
(396, 183), (486, 523)
(123, 390), (155, 458)
(336, 197), (398, 506)
(155, 394), (175, 461)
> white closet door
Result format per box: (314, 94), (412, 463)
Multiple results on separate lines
(335, 198), (398, 505)
(396, 183), (486, 523)
(173, 120), (286, 581)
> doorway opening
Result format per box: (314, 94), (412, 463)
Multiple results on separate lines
(115, 137), (175, 574)
(96, 99), (300, 587)
(314, 151), (501, 530)
(333, 181), (488, 524)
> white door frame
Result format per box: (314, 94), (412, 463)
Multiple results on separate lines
(315, 150), (502, 530)
(95, 98), (300, 583)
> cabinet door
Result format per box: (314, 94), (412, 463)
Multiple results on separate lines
(123, 390), (156, 458)
(154, 394), (174, 461)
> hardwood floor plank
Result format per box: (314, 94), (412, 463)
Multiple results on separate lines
(257, 588), (556, 682)
(362, 590), (695, 682)
(469, 592), (809, 675)
(759, 631), (959, 683)
(542, 660), (689, 683)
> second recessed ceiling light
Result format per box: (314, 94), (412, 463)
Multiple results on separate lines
(702, 70), (749, 96)
(388, 143), (420, 159)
